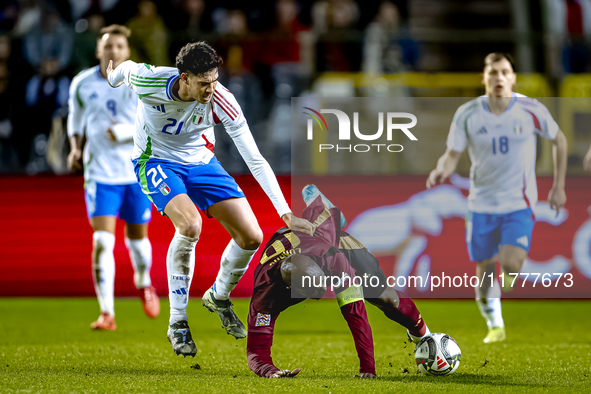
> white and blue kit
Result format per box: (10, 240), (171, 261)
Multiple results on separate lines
(68, 65), (152, 224)
(447, 93), (559, 262)
(107, 60), (291, 217)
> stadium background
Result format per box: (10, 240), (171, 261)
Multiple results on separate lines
(0, 0), (590, 299)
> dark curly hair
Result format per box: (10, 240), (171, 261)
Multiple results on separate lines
(176, 41), (223, 76)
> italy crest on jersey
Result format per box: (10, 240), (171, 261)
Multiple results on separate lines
(512, 118), (523, 135)
(192, 108), (205, 125)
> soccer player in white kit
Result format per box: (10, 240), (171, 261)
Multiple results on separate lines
(427, 53), (567, 343)
(107, 41), (315, 357)
(67, 25), (160, 331)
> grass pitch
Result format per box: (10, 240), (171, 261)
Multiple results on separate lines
(0, 298), (589, 393)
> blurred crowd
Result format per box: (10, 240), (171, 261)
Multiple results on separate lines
(0, 0), (590, 175)
(0, 0), (417, 175)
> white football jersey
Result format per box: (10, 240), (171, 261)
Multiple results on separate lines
(447, 93), (559, 214)
(108, 60), (291, 217)
(68, 66), (138, 185)
(111, 61), (246, 165)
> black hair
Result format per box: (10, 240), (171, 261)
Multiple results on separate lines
(176, 41), (223, 76)
(484, 52), (516, 72)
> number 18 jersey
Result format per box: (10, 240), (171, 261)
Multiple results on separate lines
(446, 93), (559, 214)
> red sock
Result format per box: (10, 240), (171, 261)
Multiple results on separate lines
(384, 291), (427, 337)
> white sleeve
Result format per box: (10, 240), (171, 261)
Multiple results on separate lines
(108, 60), (139, 90)
(446, 107), (468, 153)
(230, 125), (292, 218)
(532, 101), (559, 140)
(110, 123), (135, 142)
(67, 75), (84, 137)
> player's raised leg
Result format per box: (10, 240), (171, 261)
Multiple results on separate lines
(90, 215), (118, 331)
(302, 184), (347, 228)
(367, 286), (431, 344)
(203, 197), (263, 339)
(163, 193), (201, 356)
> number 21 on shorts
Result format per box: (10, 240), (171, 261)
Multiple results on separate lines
(147, 165), (168, 187)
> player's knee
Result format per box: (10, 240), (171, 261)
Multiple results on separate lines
(93, 231), (115, 252)
(500, 255), (525, 274)
(236, 227), (263, 250)
(177, 221), (201, 239)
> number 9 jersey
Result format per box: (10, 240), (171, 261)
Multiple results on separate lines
(446, 93), (559, 215)
(110, 60), (247, 166)
(68, 66), (138, 184)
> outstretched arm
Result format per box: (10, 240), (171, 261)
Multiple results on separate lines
(231, 129), (315, 235)
(106, 59), (137, 88)
(247, 330), (279, 378)
(426, 149), (462, 189)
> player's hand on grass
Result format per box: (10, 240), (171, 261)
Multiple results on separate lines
(282, 214), (315, 235)
(354, 373), (376, 379)
(67, 149), (83, 173)
(548, 186), (566, 216)
(270, 368), (301, 378)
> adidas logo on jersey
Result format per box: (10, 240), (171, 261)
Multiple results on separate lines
(152, 105), (166, 113)
(516, 236), (528, 247)
(476, 126), (488, 134)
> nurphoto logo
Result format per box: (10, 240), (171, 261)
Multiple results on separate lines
(303, 107), (418, 153)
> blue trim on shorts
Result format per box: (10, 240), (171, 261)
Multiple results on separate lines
(465, 207), (534, 262)
(133, 157), (245, 214)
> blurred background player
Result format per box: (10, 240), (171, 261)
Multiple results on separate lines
(584, 142), (591, 172)
(246, 186), (429, 378)
(107, 41), (314, 356)
(67, 25), (159, 331)
(426, 52), (568, 343)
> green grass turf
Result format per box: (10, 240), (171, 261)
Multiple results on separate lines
(0, 298), (589, 393)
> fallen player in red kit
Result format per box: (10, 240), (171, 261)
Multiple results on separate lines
(246, 186), (431, 378)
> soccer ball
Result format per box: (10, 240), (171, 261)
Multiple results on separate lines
(415, 333), (461, 376)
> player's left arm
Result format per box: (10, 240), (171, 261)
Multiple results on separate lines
(107, 123), (135, 143)
(107, 94), (138, 143)
(106, 59), (138, 89)
(219, 89), (314, 234)
(533, 101), (567, 214)
(331, 252), (376, 377)
(549, 129), (567, 214)
(583, 142), (591, 173)
(247, 313), (301, 378)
